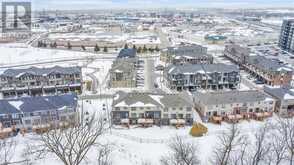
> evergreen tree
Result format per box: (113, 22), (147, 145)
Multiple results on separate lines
(53, 42), (57, 48)
(137, 47), (142, 53)
(94, 44), (100, 52)
(67, 42), (72, 50)
(124, 43), (129, 49)
(143, 45), (147, 53)
(81, 45), (86, 51)
(155, 45), (160, 52)
(103, 46), (108, 52)
(149, 48), (154, 53)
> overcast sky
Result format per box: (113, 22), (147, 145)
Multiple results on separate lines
(30, 0), (294, 10)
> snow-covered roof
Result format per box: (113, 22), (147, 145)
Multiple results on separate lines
(0, 94), (77, 115)
(113, 91), (193, 109)
(0, 66), (81, 78)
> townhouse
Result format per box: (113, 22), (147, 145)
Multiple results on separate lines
(161, 44), (213, 65)
(0, 66), (82, 98)
(0, 94), (78, 131)
(193, 90), (275, 122)
(164, 64), (240, 91)
(109, 48), (138, 88)
(224, 44), (293, 86)
(264, 86), (294, 117)
(112, 91), (194, 126)
(245, 56), (292, 86)
(109, 59), (137, 88)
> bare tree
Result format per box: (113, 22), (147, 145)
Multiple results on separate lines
(0, 137), (17, 165)
(268, 132), (287, 165)
(31, 115), (107, 165)
(247, 124), (272, 165)
(211, 124), (246, 165)
(97, 144), (113, 165)
(276, 118), (294, 165)
(141, 160), (152, 165)
(160, 135), (200, 165)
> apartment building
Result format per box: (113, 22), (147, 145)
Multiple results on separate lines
(0, 66), (82, 98)
(112, 91), (194, 126)
(279, 19), (294, 53)
(0, 94), (78, 131)
(160, 44), (213, 65)
(194, 90), (275, 122)
(224, 44), (293, 86)
(165, 64), (240, 91)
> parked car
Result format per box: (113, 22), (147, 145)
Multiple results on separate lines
(254, 80), (265, 85)
(155, 65), (164, 71)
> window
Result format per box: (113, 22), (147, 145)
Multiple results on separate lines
(171, 114), (177, 119)
(179, 107), (183, 111)
(24, 120), (31, 125)
(178, 114), (184, 119)
(131, 107), (136, 111)
(12, 114), (18, 119)
(115, 107), (120, 111)
(163, 114), (169, 118)
(131, 113), (137, 118)
(172, 107), (176, 111)
(3, 115), (9, 119)
(186, 114), (191, 118)
(186, 107), (192, 111)
(60, 116), (67, 121)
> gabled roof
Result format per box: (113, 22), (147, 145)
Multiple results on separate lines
(247, 55), (292, 72)
(167, 64), (239, 75)
(113, 91), (192, 108)
(111, 59), (136, 73)
(264, 86), (294, 101)
(194, 90), (273, 106)
(1, 66), (81, 78)
(0, 94), (78, 115)
(118, 48), (137, 59)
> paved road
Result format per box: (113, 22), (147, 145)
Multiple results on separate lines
(144, 58), (155, 91)
(79, 94), (113, 100)
(0, 54), (159, 69)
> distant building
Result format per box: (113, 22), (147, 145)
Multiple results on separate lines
(224, 44), (293, 86)
(165, 64), (240, 91)
(0, 94), (78, 130)
(224, 44), (250, 65)
(0, 66), (82, 98)
(264, 86), (294, 117)
(194, 90), (275, 122)
(112, 91), (194, 126)
(160, 44), (212, 64)
(204, 35), (227, 44)
(279, 19), (294, 53)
